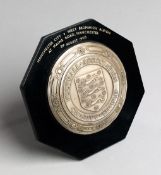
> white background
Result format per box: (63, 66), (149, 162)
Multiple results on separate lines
(0, 0), (161, 174)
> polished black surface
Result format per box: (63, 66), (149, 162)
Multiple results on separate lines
(20, 19), (144, 159)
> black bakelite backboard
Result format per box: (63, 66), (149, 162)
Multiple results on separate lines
(20, 19), (144, 159)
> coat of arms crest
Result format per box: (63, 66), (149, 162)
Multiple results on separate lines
(75, 68), (108, 112)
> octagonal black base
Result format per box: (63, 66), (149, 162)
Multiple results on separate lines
(20, 19), (144, 159)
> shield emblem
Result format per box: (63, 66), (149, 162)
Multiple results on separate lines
(75, 68), (108, 112)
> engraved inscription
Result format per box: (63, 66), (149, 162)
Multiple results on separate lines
(37, 25), (111, 63)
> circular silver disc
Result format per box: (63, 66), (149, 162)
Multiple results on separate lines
(47, 42), (127, 135)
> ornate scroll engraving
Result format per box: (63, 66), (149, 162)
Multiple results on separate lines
(47, 42), (127, 135)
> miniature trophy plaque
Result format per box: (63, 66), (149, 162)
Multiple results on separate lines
(20, 19), (144, 159)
